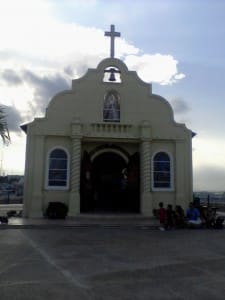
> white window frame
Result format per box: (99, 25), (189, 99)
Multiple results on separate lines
(45, 147), (70, 190)
(151, 151), (174, 192)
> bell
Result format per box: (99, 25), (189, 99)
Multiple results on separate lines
(109, 70), (116, 81)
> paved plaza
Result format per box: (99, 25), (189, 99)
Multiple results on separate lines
(0, 225), (225, 299)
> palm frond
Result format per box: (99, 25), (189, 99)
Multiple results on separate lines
(0, 107), (10, 145)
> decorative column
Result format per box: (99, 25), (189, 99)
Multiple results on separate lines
(175, 140), (186, 209)
(30, 135), (45, 217)
(23, 127), (34, 217)
(140, 121), (153, 216)
(68, 120), (82, 216)
(175, 138), (193, 211)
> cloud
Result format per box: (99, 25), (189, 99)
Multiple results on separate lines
(1, 69), (23, 85)
(0, 68), (70, 117)
(22, 70), (70, 115)
(125, 54), (185, 85)
(0, 9), (186, 128)
(170, 97), (191, 114)
(2, 105), (23, 133)
(193, 136), (225, 168)
(194, 165), (225, 191)
(192, 135), (225, 191)
(0, 4), (183, 86)
(0, 2), (187, 174)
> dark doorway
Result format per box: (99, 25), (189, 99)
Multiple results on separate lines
(92, 152), (127, 212)
(126, 152), (140, 213)
(80, 151), (140, 213)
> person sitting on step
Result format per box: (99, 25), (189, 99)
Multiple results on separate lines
(186, 202), (202, 228)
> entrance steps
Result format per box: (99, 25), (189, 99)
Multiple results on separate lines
(68, 213), (158, 228)
(76, 213), (151, 219)
(3, 214), (159, 229)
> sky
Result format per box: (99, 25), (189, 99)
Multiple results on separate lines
(0, 0), (225, 191)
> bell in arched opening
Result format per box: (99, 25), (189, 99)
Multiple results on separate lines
(103, 66), (121, 83)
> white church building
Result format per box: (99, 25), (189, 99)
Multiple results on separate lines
(22, 25), (194, 218)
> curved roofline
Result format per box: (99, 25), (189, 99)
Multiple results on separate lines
(151, 93), (175, 120)
(96, 58), (129, 72)
(71, 57), (152, 92)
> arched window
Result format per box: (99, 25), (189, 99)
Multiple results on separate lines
(153, 152), (172, 189)
(46, 148), (69, 189)
(103, 91), (120, 122)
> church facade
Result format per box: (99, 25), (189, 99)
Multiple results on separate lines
(22, 26), (193, 218)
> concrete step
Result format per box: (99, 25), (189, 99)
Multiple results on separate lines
(0, 214), (159, 229)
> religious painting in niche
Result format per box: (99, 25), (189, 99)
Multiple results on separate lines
(103, 91), (120, 122)
(103, 66), (121, 83)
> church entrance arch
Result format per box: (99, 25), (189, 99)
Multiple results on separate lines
(80, 147), (140, 213)
(92, 152), (127, 212)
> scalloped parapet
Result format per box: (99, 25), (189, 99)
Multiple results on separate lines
(24, 57), (192, 141)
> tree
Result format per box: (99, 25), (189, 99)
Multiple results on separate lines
(0, 107), (10, 145)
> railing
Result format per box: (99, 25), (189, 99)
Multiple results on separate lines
(0, 204), (23, 216)
(84, 123), (138, 139)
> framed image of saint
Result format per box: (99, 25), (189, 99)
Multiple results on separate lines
(103, 91), (120, 122)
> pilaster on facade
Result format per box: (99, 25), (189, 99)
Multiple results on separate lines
(23, 133), (34, 217)
(30, 135), (45, 217)
(140, 122), (153, 216)
(140, 140), (151, 193)
(68, 121), (82, 216)
(175, 140), (186, 209)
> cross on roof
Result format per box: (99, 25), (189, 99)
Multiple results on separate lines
(104, 24), (121, 58)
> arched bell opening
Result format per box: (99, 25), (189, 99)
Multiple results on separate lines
(103, 66), (122, 83)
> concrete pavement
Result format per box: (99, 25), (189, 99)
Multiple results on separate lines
(0, 225), (225, 299)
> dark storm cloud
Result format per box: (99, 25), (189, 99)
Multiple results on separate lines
(0, 68), (70, 122)
(170, 97), (190, 114)
(0, 68), (70, 104)
(64, 61), (89, 77)
(22, 70), (70, 114)
(23, 70), (70, 99)
(1, 69), (23, 85)
(2, 105), (23, 133)
(64, 66), (74, 77)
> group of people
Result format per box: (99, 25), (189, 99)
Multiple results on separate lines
(158, 202), (186, 230)
(157, 201), (223, 230)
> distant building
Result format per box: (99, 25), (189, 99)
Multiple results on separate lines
(22, 25), (194, 218)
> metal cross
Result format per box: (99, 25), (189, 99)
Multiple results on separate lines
(104, 24), (121, 58)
